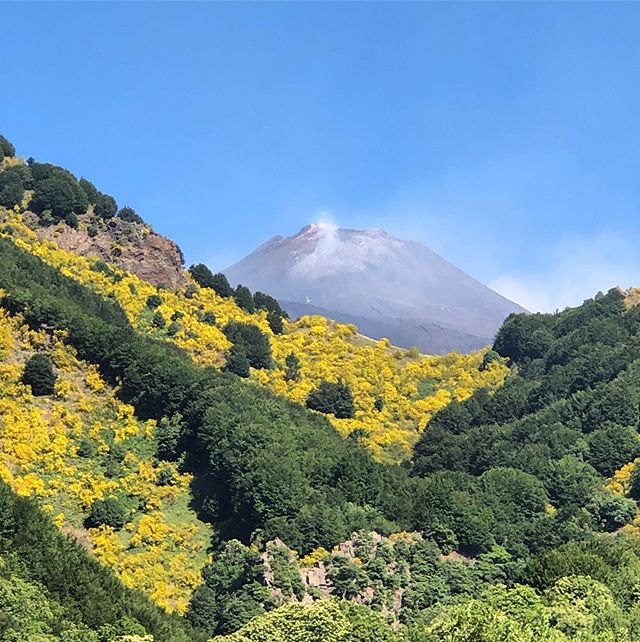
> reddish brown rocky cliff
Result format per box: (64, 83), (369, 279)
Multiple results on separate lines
(27, 213), (187, 289)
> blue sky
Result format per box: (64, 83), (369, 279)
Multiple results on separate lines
(2, 2), (640, 311)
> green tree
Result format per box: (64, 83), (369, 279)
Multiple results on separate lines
(211, 273), (234, 298)
(209, 600), (400, 642)
(0, 178), (23, 208)
(22, 353), (57, 396)
(253, 291), (286, 317)
(27, 159), (55, 181)
(493, 312), (555, 363)
(266, 310), (284, 334)
(418, 585), (549, 641)
(326, 555), (369, 598)
(65, 210), (79, 228)
(94, 193), (118, 219)
(0, 165), (27, 208)
(546, 575), (627, 639)
(306, 380), (355, 419)
(187, 540), (273, 637)
(0, 134), (15, 159)
(186, 268), (234, 298)
(152, 311), (166, 329)
(586, 425), (640, 476)
(189, 263), (216, 289)
(589, 493), (636, 532)
(223, 322), (271, 369)
(223, 344), (250, 378)
(284, 353), (301, 382)
(30, 173), (88, 221)
(79, 177), (99, 203)
(157, 414), (185, 460)
(117, 206), (144, 224)
(234, 285), (255, 313)
(544, 456), (600, 508)
(86, 497), (128, 529)
(146, 294), (162, 309)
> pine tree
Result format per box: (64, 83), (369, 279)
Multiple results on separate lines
(211, 273), (233, 298)
(267, 310), (284, 334)
(224, 344), (250, 377)
(234, 285), (255, 313)
(0, 134), (16, 159)
(189, 263), (216, 289)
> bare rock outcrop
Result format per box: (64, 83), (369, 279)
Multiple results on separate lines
(28, 212), (187, 289)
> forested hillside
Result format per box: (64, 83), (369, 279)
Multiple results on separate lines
(0, 208), (505, 462)
(1, 135), (640, 641)
(413, 288), (640, 551)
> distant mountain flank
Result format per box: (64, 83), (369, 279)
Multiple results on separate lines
(224, 223), (526, 353)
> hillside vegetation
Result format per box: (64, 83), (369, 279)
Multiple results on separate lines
(0, 307), (210, 613)
(0, 477), (202, 641)
(0, 206), (505, 463)
(3, 215), (640, 639)
(413, 287), (640, 552)
(2, 136), (640, 641)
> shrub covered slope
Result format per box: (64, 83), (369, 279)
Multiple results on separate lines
(1, 135), (640, 641)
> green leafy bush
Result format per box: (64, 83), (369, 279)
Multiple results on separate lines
(86, 497), (128, 529)
(0, 134), (15, 159)
(117, 206), (144, 224)
(152, 311), (166, 329)
(306, 380), (355, 419)
(146, 294), (162, 309)
(22, 353), (57, 396)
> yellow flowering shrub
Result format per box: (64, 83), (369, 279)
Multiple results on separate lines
(300, 546), (330, 567)
(607, 459), (638, 496)
(0, 310), (14, 359)
(606, 457), (640, 537)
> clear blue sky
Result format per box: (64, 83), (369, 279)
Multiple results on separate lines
(3, 2), (640, 311)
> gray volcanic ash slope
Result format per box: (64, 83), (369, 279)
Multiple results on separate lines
(224, 223), (526, 354)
